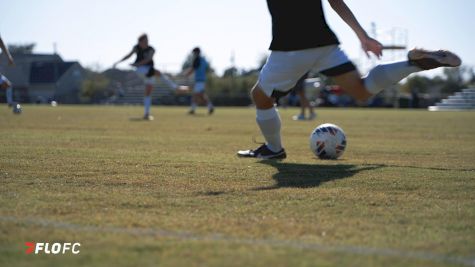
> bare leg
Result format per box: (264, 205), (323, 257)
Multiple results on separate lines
(250, 84), (283, 152)
(198, 92), (211, 107)
(251, 83), (275, 109)
(332, 55), (445, 102)
(297, 90), (316, 119)
(201, 92), (214, 114)
(145, 84), (153, 96)
(331, 70), (372, 102)
(195, 92), (207, 106)
(155, 70), (178, 89)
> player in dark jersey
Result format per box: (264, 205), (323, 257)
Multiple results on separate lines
(238, 0), (461, 159)
(0, 35), (15, 107)
(114, 34), (187, 120)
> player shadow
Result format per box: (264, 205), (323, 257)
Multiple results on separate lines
(254, 160), (384, 191)
(129, 117), (153, 122)
(188, 113), (208, 117)
(373, 163), (474, 172)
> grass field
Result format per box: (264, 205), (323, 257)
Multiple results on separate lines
(0, 105), (474, 267)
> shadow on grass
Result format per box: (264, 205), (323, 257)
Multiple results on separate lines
(188, 113), (209, 118)
(366, 163), (474, 172)
(254, 160), (384, 191)
(129, 117), (150, 122)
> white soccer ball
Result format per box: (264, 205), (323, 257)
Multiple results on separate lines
(12, 103), (22, 115)
(309, 123), (347, 159)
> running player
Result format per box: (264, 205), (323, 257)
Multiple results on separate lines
(238, 0), (461, 159)
(183, 47), (214, 115)
(0, 35), (15, 107)
(292, 72), (317, 121)
(114, 34), (185, 120)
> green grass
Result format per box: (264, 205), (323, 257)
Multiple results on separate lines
(0, 105), (474, 267)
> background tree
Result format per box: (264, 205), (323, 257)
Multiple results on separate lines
(401, 66), (474, 96)
(8, 43), (36, 54)
(81, 65), (111, 103)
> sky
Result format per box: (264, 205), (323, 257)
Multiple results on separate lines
(1, 0), (474, 75)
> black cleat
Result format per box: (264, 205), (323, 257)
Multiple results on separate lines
(188, 109), (195, 115)
(237, 144), (286, 160)
(143, 114), (154, 121)
(408, 49), (462, 70)
(208, 107), (214, 115)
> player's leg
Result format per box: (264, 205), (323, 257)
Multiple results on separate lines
(190, 83), (201, 114)
(0, 75), (13, 106)
(329, 70), (370, 102)
(299, 91), (306, 116)
(143, 79), (154, 120)
(298, 89), (316, 120)
(154, 69), (179, 90)
(200, 91), (214, 115)
(189, 92), (197, 114)
(238, 50), (316, 159)
(247, 84), (285, 156)
(137, 67), (156, 120)
(329, 48), (462, 102)
(189, 94), (197, 114)
(306, 91), (316, 120)
(189, 82), (208, 114)
(314, 46), (370, 102)
(293, 90), (306, 121)
(237, 84), (286, 159)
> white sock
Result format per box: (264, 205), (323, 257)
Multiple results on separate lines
(144, 96), (151, 115)
(207, 101), (214, 109)
(256, 107), (282, 153)
(6, 87), (13, 104)
(364, 61), (421, 95)
(161, 75), (178, 90)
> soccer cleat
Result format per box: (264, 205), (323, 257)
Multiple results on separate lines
(188, 109), (195, 115)
(237, 144), (286, 160)
(292, 114), (306, 121)
(408, 49), (462, 70)
(143, 114), (154, 121)
(208, 107), (215, 115)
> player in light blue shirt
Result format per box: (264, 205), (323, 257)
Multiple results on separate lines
(184, 47), (214, 115)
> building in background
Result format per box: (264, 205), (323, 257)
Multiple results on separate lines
(0, 52), (85, 104)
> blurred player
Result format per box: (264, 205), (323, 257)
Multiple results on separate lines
(114, 34), (186, 120)
(238, 0), (461, 159)
(292, 72), (316, 121)
(183, 47), (214, 115)
(0, 34), (14, 107)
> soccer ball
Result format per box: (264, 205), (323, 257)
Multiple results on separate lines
(12, 103), (22, 115)
(309, 123), (347, 159)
